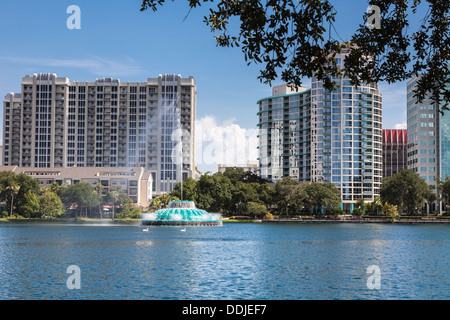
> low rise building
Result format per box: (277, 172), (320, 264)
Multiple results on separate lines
(0, 166), (152, 207)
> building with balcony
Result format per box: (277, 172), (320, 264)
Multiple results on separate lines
(257, 49), (383, 212)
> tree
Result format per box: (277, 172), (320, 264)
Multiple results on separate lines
(366, 196), (383, 216)
(438, 176), (450, 214)
(274, 176), (301, 215)
(171, 177), (198, 202)
(108, 190), (119, 220)
(354, 198), (366, 215)
(382, 202), (399, 218)
(301, 182), (341, 215)
(39, 189), (63, 219)
(246, 201), (268, 219)
(228, 181), (261, 214)
(62, 182), (98, 218)
(118, 200), (142, 219)
(0, 171), (40, 218)
(94, 183), (105, 219)
(196, 173), (233, 213)
(20, 190), (41, 218)
(380, 169), (434, 215)
(6, 184), (20, 218)
(140, 0), (450, 112)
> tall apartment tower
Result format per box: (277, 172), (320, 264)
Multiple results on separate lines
(382, 129), (407, 178)
(257, 84), (312, 182)
(2, 73), (196, 196)
(257, 49), (383, 212)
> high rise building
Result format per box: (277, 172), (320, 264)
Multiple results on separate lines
(382, 129), (407, 178)
(257, 49), (383, 212)
(406, 77), (440, 187)
(407, 76), (450, 213)
(2, 73), (196, 196)
(257, 84), (312, 182)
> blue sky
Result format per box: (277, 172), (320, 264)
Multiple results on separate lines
(0, 0), (420, 171)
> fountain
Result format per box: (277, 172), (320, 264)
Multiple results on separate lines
(141, 201), (223, 226)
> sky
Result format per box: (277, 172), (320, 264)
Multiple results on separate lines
(0, 0), (418, 173)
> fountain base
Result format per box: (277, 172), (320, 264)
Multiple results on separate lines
(141, 220), (222, 227)
(141, 201), (223, 227)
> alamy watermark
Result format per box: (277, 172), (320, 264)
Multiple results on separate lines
(66, 265), (81, 290)
(66, 5), (81, 30)
(366, 5), (381, 30)
(366, 265), (381, 290)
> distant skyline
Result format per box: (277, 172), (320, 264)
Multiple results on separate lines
(0, 1), (422, 172)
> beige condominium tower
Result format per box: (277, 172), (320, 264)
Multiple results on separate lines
(2, 73), (196, 197)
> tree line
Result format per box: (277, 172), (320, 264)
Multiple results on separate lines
(151, 167), (449, 217)
(0, 171), (140, 219)
(161, 168), (344, 217)
(1, 167), (449, 220)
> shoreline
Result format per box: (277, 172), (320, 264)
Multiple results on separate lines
(224, 216), (450, 224)
(260, 217), (450, 224)
(1, 217), (449, 225)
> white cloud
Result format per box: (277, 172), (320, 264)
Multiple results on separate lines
(0, 56), (143, 77)
(394, 122), (407, 129)
(194, 116), (258, 173)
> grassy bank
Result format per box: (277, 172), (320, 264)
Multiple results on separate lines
(0, 217), (140, 224)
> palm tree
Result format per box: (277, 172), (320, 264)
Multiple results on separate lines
(109, 190), (119, 220)
(94, 183), (104, 219)
(6, 184), (20, 218)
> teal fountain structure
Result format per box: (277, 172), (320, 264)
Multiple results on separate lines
(141, 201), (222, 226)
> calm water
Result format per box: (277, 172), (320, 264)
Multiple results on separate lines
(0, 222), (448, 300)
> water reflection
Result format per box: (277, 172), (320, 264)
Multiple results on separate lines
(0, 223), (448, 299)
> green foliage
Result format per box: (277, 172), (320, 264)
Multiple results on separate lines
(380, 169), (436, 215)
(438, 176), (450, 205)
(274, 177), (301, 215)
(354, 198), (366, 214)
(246, 201), (268, 218)
(39, 189), (63, 219)
(141, 0), (450, 112)
(171, 177), (198, 202)
(20, 190), (41, 218)
(264, 212), (274, 220)
(61, 181), (99, 218)
(382, 202), (399, 218)
(352, 208), (363, 217)
(196, 173), (233, 213)
(329, 207), (344, 216)
(365, 196), (383, 215)
(118, 200), (142, 219)
(0, 171), (40, 217)
(150, 193), (180, 210)
(301, 182), (342, 215)
(169, 170), (273, 216)
(272, 178), (341, 216)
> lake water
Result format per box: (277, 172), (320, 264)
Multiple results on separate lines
(0, 222), (448, 300)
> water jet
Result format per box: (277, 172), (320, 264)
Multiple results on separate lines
(141, 201), (222, 227)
